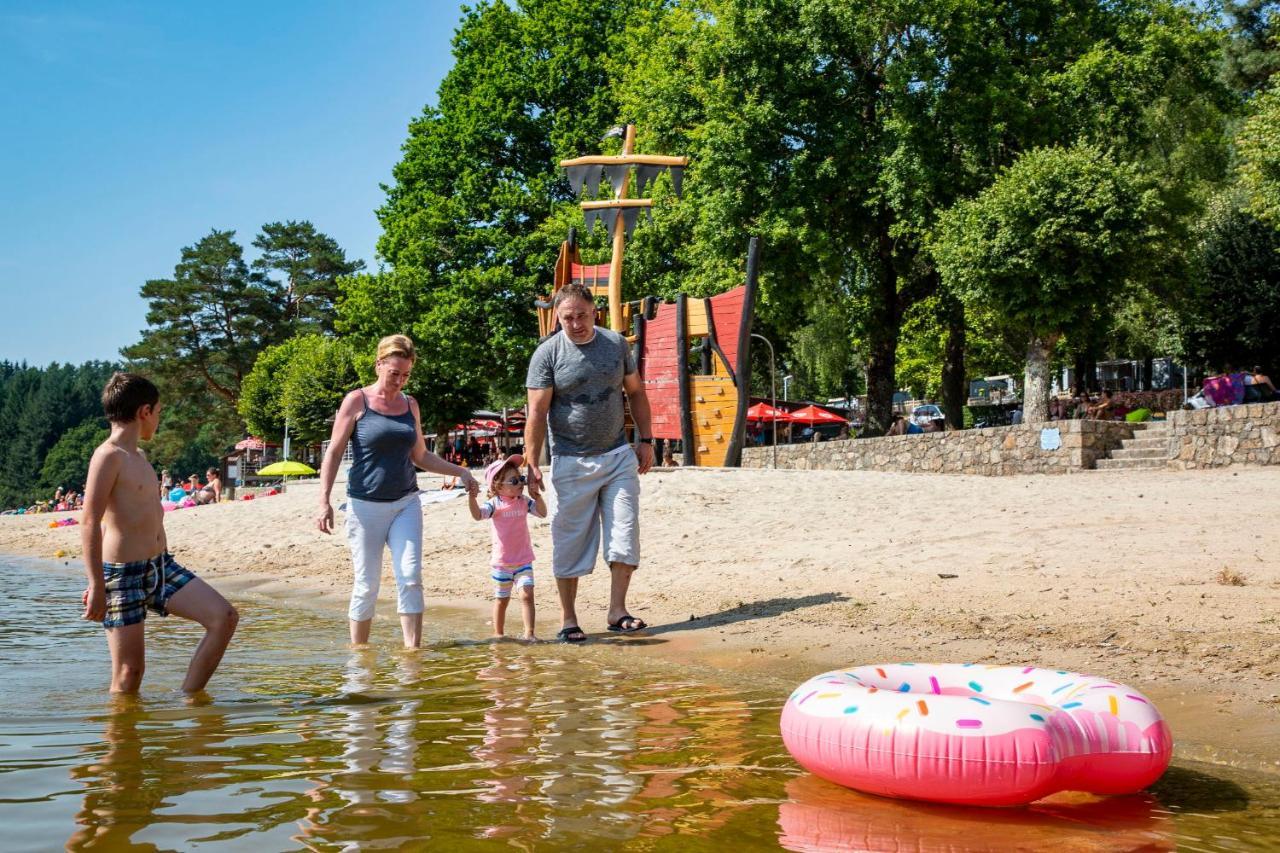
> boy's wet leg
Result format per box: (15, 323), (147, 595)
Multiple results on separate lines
(164, 577), (238, 693)
(106, 622), (146, 693)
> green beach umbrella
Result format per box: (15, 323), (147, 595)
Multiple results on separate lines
(256, 460), (316, 477)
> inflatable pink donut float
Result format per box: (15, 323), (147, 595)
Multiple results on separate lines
(780, 663), (1172, 807)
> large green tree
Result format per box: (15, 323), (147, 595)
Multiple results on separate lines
(1222, 0), (1280, 96)
(347, 0), (658, 429)
(933, 144), (1162, 423)
(1181, 192), (1280, 371)
(1237, 82), (1280, 227)
(253, 221), (365, 332)
(616, 0), (1227, 433)
(124, 229), (283, 409)
(240, 334), (360, 448)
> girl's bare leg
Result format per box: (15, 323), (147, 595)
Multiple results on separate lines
(519, 586), (536, 641)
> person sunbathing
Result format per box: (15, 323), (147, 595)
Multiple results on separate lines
(1247, 366), (1276, 402)
(1086, 390), (1114, 419)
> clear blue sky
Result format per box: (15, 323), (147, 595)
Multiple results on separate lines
(0, 1), (461, 366)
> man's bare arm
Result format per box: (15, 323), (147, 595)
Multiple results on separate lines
(524, 387), (553, 495)
(622, 371), (654, 475)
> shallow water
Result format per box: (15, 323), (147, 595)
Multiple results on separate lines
(0, 558), (1277, 852)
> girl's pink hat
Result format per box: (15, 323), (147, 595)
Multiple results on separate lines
(484, 454), (525, 490)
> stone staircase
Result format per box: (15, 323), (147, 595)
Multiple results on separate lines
(1095, 422), (1172, 471)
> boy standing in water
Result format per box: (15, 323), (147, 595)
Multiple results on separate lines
(81, 373), (239, 693)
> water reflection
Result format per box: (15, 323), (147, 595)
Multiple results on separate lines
(3, 561), (1274, 851)
(778, 773), (1176, 852)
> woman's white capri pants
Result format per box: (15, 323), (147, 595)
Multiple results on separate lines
(344, 492), (423, 621)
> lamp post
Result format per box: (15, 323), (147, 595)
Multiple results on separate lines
(751, 333), (778, 469)
(782, 374), (794, 403)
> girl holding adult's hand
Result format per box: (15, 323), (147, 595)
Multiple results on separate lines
(316, 335), (478, 648)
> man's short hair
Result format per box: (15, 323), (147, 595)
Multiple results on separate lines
(553, 283), (596, 310)
(102, 372), (160, 423)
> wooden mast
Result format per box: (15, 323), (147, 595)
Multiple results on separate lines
(559, 123), (688, 333)
(605, 124), (636, 332)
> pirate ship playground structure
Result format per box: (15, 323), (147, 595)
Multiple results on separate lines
(536, 124), (761, 467)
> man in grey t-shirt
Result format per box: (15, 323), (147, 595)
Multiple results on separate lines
(525, 283), (654, 642)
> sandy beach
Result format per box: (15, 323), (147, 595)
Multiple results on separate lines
(5, 465), (1278, 770)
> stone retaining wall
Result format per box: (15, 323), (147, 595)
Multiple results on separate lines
(1165, 401), (1280, 469)
(741, 420), (1135, 475)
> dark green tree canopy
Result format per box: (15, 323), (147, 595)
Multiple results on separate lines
(344, 0), (659, 429)
(253, 221), (365, 332)
(1182, 193), (1280, 371)
(934, 145), (1161, 339)
(0, 361), (118, 508)
(123, 229), (283, 407)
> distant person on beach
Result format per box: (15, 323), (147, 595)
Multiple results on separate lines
(80, 372), (239, 693)
(525, 283), (654, 643)
(159, 469), (172, 498)
(1086, 389), (1114, 419)
(195, 468), (221, 505)
(469, 454), (547, 641)
(1245, 366), (1277, 402)
(316, 334), (479, 648)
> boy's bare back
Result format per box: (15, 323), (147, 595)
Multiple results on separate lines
(90, 438), (166, 564)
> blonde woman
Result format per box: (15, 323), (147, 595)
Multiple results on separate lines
(316, 335), (478, 647)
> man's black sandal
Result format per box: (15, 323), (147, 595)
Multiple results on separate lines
(557, 625), (587, 643)
(607, 616), (647, 633)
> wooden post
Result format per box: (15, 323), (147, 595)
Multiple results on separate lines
(606, 124), (636, 332)
(724, 237), (761, 467)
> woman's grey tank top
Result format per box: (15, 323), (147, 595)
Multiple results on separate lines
(346, 392), (419, 501)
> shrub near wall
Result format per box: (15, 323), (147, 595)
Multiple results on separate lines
(741, 420), (1135, 475)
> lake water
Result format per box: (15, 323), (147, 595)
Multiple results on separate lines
(1, 557), (1277, 851)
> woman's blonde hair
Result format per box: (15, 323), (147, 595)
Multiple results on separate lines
(376, 334), (416, 364)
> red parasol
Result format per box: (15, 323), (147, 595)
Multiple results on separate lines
(235, 437), (267, 451)
(786, 405), (849, 425)
(746, 402), (788, 421)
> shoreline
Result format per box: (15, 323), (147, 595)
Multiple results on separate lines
(5, 466), (1278, 773)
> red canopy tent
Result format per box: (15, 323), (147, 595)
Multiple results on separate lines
(786, 405), (849, 425)
(746, 402), (788, 421)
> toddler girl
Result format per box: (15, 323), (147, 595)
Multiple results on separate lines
(470, 454), (546, 640)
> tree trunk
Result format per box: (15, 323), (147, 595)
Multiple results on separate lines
(940, 295), (967, 430)
(865, 333), (897, 436)
(1023, 334), (1058, 424)
(862, 210), (902, 438)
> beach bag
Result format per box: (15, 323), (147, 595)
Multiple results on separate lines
(1228, 373), (1247, 405)
(1203, 376), (1234, 407)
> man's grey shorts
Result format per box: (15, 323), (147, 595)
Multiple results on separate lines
(549, 447), (640, 579)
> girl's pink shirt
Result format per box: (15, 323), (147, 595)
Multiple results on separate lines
(479, 495), (541, 566)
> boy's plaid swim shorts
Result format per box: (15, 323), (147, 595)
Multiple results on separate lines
(102, 553), (197, 629)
